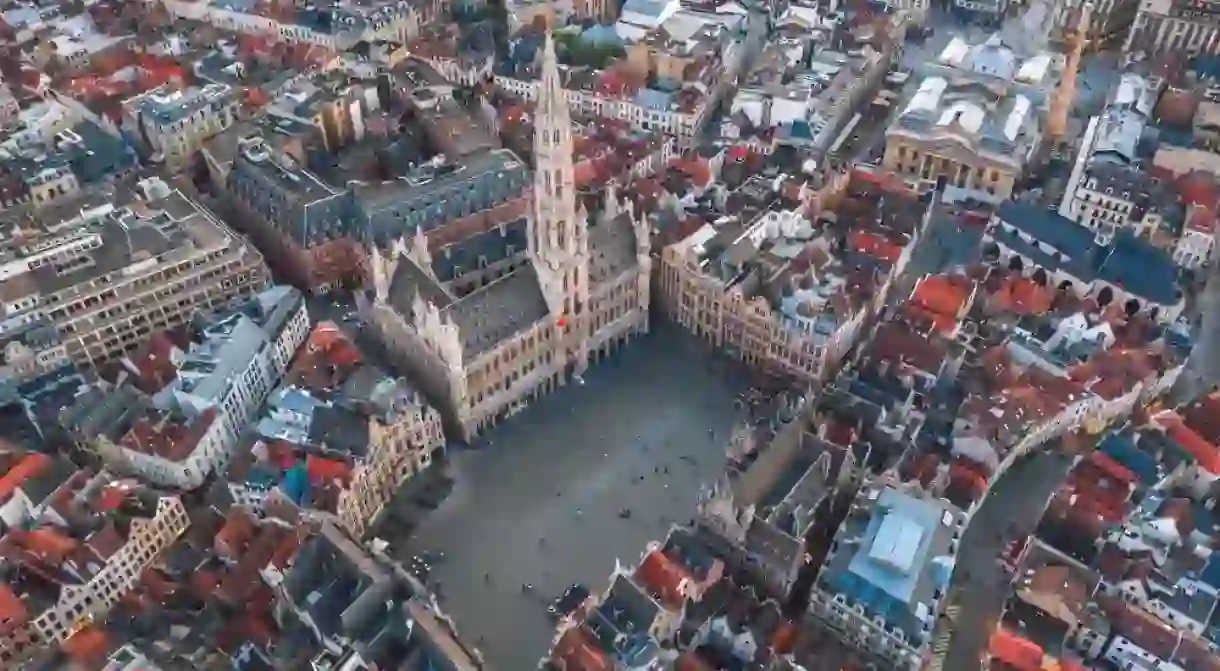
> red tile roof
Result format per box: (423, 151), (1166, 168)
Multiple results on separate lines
(214, 507), (258, 561)
(1096, 594), (1181, 661)
(215, 521), (304, 605)
(669, 156), (712, 188)
(0, 583), (28, 635)
(61, 625), (109, 661)
(1088, 451), (1137, 486)
(120, 408), (218, 461)
(851, 230), (902, 264)
(989, 628), (1043, 671)
(634, 550), (692, 608)
(992, 275), (1053, 316)
(907, 274), (972, 333)
(551, 626), (611, 671)
(0, 453), (52, 502)
(949, 461), (989, 498)
(675, 651), (715, 671)
(287, 323), (364, 391)
(14, 527), (79, 561)
(306, 455), (352, 484)
(122, 331), (183, 392)
(1154, 410), (1220, 473)
(97, 480), (139, 512)
(1181, 390), (1220, 443)
(1176, 170), (1220, 211)
(85, 523), (127, 562)
(868, 321), (949, 375)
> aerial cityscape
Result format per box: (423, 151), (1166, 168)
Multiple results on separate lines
(0, 0), (1219, 669)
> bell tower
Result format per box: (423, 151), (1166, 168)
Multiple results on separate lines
(529, 31), (590, 374)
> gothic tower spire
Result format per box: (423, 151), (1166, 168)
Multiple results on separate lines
(530, 30), (590, 373)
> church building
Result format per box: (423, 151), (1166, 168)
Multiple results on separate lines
(362, 33), (652, 441)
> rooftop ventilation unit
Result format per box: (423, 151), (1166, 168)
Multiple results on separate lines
(138, 177), (173, 202)
(239, 136), (271, 163)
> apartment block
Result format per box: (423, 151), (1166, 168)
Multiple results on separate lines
(0, 177), (269, 379)
(808, 480), (966, 670)
(94, 285), (310, 488)
(122, 83), (241, 167)
(220, 129), (529, 293)
(659, 170), (920, 386)
(0, 477), (190, 666)
(229, 321), (445, 538)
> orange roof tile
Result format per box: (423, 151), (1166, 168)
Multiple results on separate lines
(907, 274), (972, 333)
(771, 621), (798, 654)
(911, 275), (971, 317)
(1155, 411), (1220, 473)
(214, 507), (258, 560)
(61, 625), (108, 661)
(306, 455), (352, 484)
(120, 408), (218, 461)
(676, 651), (715, 671)
(0, 583), (28, 635)
(1188, 205), (1216, 234)
(990, 628), (1043, 671)
(17, 527), (79, 560)
(552, 626), (611, 671)
(1088, 451), (1137, 486)
(0, 453), (52, 502)
(634, 550), (692, 608)
(97, 480), (138, 511)
(995, 276), (1053, 315)
(851, 230), (902, 263)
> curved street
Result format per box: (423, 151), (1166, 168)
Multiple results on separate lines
(938, 446), (1078, 669)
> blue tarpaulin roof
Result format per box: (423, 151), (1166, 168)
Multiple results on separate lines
(281, 462), (310, 505)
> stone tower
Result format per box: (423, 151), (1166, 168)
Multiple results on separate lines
(530, 31), (590, 374)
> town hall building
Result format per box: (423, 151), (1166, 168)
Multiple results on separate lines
(362, 32), (652, 441)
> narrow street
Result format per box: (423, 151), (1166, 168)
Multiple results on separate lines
(1173, 252), (1220, 403)
(939, 449), (1078, 670)
(699, 5), (770, 139)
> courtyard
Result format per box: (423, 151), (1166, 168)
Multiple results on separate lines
(379, 325), (749, 670)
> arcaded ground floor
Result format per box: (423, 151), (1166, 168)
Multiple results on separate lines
(379, 324), (748, 670)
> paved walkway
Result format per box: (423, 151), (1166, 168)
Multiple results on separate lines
(385, 326), (747, 670)
(940, 448), (1077, 670)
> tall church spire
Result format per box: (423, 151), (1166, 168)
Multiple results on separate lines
(530, 30), (590, 374)
(530, 32), (588, 316)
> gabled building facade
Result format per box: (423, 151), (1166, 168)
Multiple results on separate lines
(363, 33), (651, 441)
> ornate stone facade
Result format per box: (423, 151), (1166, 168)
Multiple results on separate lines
(337, 402), (445, 539)
(363, 34), (651, 441)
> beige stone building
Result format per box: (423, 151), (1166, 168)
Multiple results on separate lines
(881, 36), (1048, 200)
(659, 172), (925, 386)
(363, 33), (651, 441)
(0, 496), (190, 666)
(0, 177), (268, 382)
(122, 83), (241, 167)
(337, 398), (445, 538)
